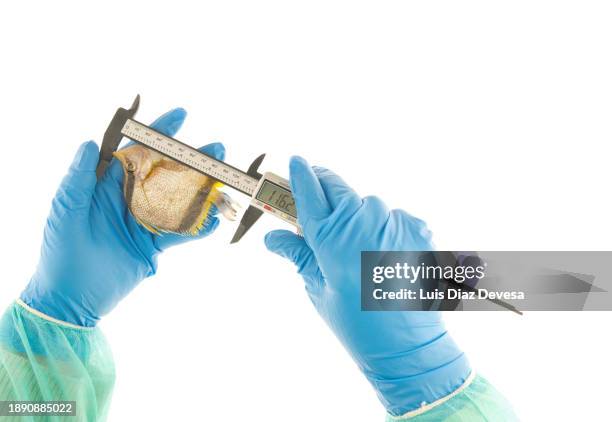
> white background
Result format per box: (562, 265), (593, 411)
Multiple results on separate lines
(1, 1), (611, 421)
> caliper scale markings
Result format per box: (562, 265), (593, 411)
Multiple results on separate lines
(121, 119), (258, 196)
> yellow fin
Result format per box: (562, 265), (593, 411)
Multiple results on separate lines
(186, 182), (222, 236)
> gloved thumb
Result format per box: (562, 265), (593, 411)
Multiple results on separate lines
(265, 230), (324, 289)
(54, 141), (99, 211)
(289, 156), (332, 223)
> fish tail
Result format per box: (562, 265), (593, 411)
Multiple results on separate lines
(212, 190), (240, 221)
(186, 184), (240, 235)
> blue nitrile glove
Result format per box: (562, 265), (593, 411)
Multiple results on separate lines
(20, 109), (225, 328)
(264, 157), (471, 417)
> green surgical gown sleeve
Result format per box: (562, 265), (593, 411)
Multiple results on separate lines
(386, 372), (519, 421)
(0, 300), (517, 422)
(0, 300), (115, 421)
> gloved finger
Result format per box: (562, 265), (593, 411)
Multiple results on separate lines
(289, 156), (332, 222)
(199, 142), (225, 161)
(312, 166), (360, 210)
(54, 141), (100, 211)
(155, 215), (220, 250)
(265, 229), (324, 287)
(107, 108), (188, 183)
(150, 107), (188, 134)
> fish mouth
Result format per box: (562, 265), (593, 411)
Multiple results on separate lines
(112, 150), (127, 165)
(113, 150), (138, 173)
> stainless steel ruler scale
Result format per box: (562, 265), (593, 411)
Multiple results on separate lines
(96, 95), (299, 243)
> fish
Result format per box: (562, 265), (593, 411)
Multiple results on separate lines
(113, 144), (239, 235)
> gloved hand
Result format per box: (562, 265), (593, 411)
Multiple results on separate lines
(265, 157), (471, 417)
(21, 109), (225, 327)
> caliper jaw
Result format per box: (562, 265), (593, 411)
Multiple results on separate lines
(230, 153), (266, 244)
(96, 95), (140, 179)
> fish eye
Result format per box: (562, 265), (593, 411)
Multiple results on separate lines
(126, 161), (136, 172)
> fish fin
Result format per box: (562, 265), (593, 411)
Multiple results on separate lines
(185, 186), (240, 235)
(183, 200), (214, 236)
(141, 220), (161, 235)
(213, 191), (241, 221)
(130, 209), (160, 235)
(178, 181), (218, 235)
(190, 211), (214, 236)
